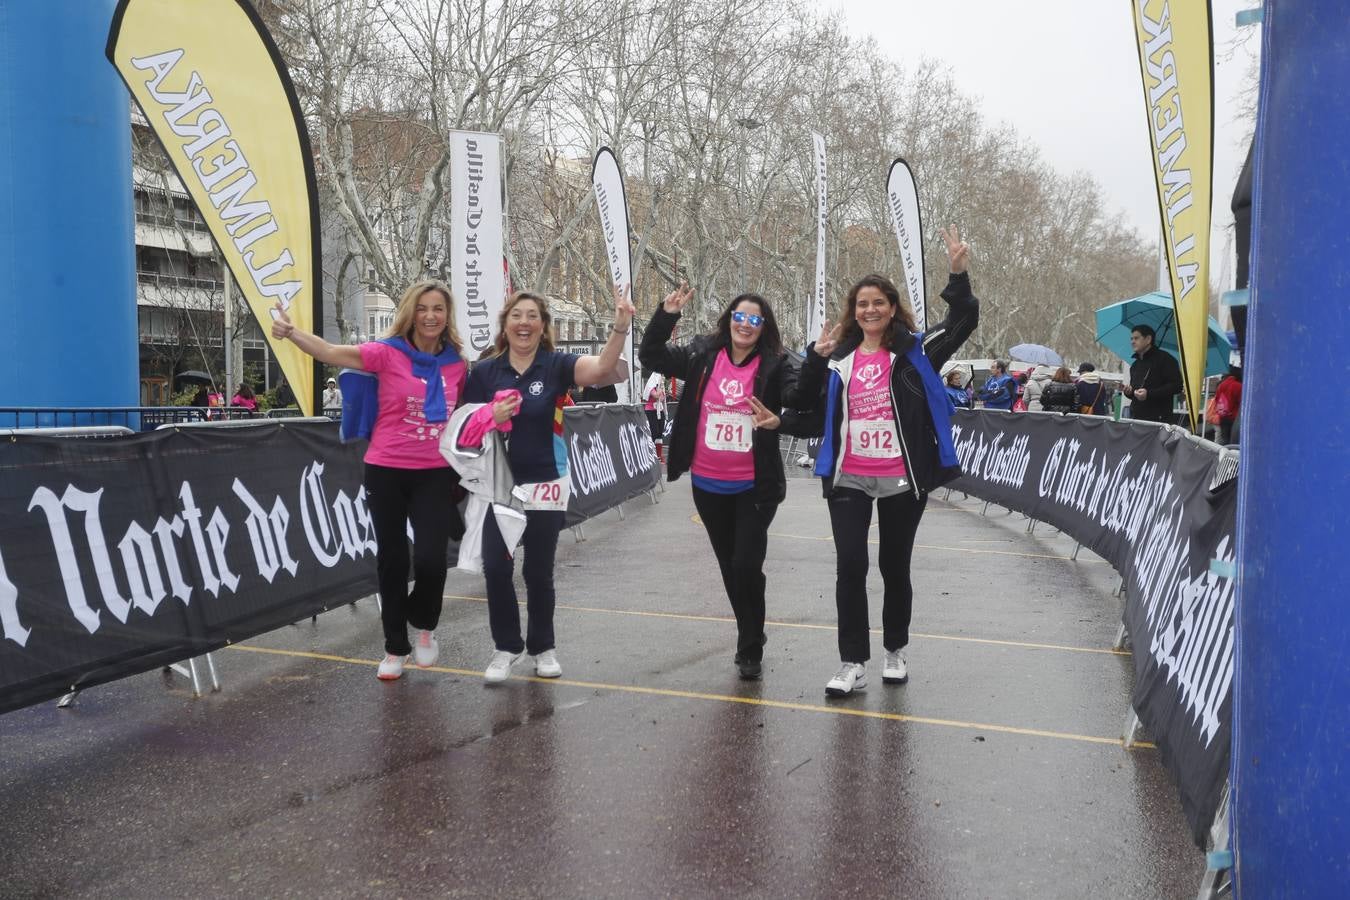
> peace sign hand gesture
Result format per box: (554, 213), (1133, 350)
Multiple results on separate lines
(661, 282), (694, 314)
(814, 320), (843, 358)
(748, 396), (780, 430)
(612, 283), (636, 332)
(271, 300), (295, 339)
(939, 224), (971, 275)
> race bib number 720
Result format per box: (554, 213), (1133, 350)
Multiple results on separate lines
(515, 477), (571, 511)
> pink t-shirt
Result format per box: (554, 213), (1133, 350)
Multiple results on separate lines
(690, 349), (760, 482)
(841, 349), (908, 478)
(359, 341), (467, 469)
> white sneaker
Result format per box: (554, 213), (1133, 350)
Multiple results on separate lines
(532, 649), (562, 678)
(825, 662), (867, 697)
(412, 630), (440, 668)
(377, 654), (407, 681)
(882, 650), (908, 684)
(484, 650), (523, 683)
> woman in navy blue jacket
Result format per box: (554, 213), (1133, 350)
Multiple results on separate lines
(796, 226), (979, 697)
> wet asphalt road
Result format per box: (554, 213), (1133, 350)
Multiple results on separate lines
(0, 473), (1203, 898)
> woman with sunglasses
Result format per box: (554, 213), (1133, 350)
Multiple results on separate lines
(639, 287), (816, 679)
(798, 226), (980, 697)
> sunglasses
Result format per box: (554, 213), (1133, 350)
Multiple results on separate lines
(731, 310), (764, 328)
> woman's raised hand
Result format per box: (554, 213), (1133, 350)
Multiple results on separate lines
(939, 224), (970, 275)
(748, 396), (780, 431)
(661, 282), (694, 314)
(613, 283), (636, 332)
(814, 321), (843, 358)
(271, 300), (295, 340)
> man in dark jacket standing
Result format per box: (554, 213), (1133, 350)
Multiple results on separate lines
(1121, 324), (1183, 423)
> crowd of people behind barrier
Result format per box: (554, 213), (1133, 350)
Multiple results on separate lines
(949, 322), (1241, 445)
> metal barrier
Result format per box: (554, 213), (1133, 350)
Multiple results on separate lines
(0, 406), (338, 431)
(0, 426), (134, 439)
(155, 416), (332, 431)
(0, 406), (257, 431)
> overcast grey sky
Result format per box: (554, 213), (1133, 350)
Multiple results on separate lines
(828, 0), (1260, 287)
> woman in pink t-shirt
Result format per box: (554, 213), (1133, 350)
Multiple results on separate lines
(638, 287), (819, 680)
(272, 280), (467, 681)
(796, 226), (980, 697)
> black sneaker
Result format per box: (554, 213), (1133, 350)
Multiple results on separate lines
(734, 655), (762, 680)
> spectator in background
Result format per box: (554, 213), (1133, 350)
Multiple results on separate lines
(1122, 324), (1183, 423)
(642, 374), (668, 448)
(1040, 366), (1078, 413)
(944, 369), (973, 409)
(1023, 366), (1053, 410)
(978, 360), (1016, 410)
(1012, 369), (1030, 411)
(1075, 362), (1111, 415)
(231, 383), (258, 411)
(189, 386), (209, 408)
(322, 377), (342, 411)
(1215, 366), (1242, 445)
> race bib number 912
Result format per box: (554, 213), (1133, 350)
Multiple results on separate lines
(849, 419), (901, 458)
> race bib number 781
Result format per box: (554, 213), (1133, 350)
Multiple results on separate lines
(704, 410), (753, 453)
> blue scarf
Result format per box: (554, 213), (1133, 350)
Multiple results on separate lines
(337, 337), (461, 443)
(814, 334), (959, 478)
(385, 336), (461, 424)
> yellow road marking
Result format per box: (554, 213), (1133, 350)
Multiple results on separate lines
(441, 595), (1130, 657)
(227, 644), (1154, 750)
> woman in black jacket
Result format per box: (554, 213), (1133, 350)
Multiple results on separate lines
(639, 287), (817, 680)
(1040, 367), (1078, 413)
(796, 226), (979, 697)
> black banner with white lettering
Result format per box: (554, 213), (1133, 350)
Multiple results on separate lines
(948, 410), (1235, 846)
(563, 404), (662, 527)
(0, 422), (374, 715)
(0, 411), (660, 714)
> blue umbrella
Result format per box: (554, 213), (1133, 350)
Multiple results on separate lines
(1008, 343), (1064, 367)
(1094, 292), (1231, 376)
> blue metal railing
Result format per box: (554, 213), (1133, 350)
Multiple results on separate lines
(0, 407), (335, 432)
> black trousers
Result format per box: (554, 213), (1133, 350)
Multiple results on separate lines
(364, 464), (461, 656)
(645, 409), (664, 441)
(482, 508), (566, 655)
(691, 486), (777, 663)
(826, 486), (927, 663)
